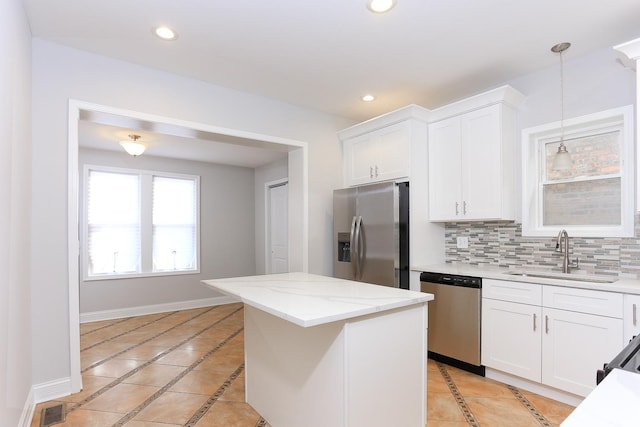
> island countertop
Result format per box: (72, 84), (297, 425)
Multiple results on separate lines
(202, 272), (433, 328)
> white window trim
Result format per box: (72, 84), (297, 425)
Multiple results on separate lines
(82, 164), (201, 281)
(521, 105), (634, 238)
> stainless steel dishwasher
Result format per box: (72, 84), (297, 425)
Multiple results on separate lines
(420, 271), (484, 376)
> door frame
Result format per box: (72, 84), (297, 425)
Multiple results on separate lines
(67, 99), (309, 393)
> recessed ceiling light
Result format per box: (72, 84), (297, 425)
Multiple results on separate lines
(154, 26), (178, 41)
(362, 94), (375, 102)
(367, 0), (397, 13)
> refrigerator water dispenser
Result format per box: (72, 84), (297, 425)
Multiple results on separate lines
(337, 232), (351, 262)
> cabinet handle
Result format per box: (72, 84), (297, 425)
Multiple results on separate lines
(375, 165), (379, 177)
(545, 315), (549, 334)
(533, 313), (537, 331)
(463, 201), (467, 215)
(455, 202), (459, 215)
(369, 166), (374, 178)
(634, 303), (637, 326)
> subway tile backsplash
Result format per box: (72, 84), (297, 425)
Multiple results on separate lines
(444, 214), (640, 280)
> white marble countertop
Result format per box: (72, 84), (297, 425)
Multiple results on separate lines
(412, 263), (640, 295)
(202, 272), (433, 328)
(561, 368), (640, 427)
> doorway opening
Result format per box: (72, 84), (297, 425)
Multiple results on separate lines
(67, 100), (309, 393)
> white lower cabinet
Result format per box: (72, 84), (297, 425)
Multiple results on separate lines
(541, 307), (622, 397)
(482, 298), (541, 382)
(623, 293), (640, 343)
(482, 279), (624, 397)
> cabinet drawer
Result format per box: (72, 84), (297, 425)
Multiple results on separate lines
(542, 286), (622, 318)
(483, 279), (542, 305)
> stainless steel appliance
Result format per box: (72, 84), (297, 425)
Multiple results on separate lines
(333, 181), (409, 289)
(597, 333), (640, 384)
(420, 271), (484, 376)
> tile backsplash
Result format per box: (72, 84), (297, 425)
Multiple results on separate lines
(445, 214), (640, 280)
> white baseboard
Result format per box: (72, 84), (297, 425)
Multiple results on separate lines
(33, 377), (73, 404)
(485, 368), (583, 407)
(80, 296), (239, 323)
(18, 387), (35, 427)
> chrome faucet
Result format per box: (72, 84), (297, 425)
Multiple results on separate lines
(555, 229), (579, 273)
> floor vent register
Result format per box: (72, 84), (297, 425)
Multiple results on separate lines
(40, 403), (66, 427)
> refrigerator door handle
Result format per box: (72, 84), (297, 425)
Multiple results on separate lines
(350, 216), (359, 278)
(354, 216), (364, 279)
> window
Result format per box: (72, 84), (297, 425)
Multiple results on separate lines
(84, 166), (199, 279)
(522, 105), (634, 237)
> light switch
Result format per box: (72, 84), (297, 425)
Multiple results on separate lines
(456, 236), (469, 249)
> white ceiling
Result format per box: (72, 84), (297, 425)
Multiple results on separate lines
(23, 0), (640, 164)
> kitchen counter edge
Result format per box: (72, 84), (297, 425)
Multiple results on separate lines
(412, 264), (640, 295)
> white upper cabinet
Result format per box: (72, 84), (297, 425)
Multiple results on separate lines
(344, 121), (411, 186)
(428, 86), (524, 222)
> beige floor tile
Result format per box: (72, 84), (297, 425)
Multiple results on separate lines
(425, 421), (474, 427)
(132, 391), (209, 424)
(465, 396), (541, 427)
(82, 383), (160, 413)
(57, 408), (123, 426)
(448, 367), (515, 399)
(156, 348), (207, 366)
(113, 343), (169, 360)
(57, 376), (115, 403)
(122, 363), (187, 387)
(169, 370), (230, 395)
(522, 391), (575, 426)
(218, 373), (246, 402)
(193, 401), (263, 427)
(83, 358), (145, 378)
(427, 392), (466, 422)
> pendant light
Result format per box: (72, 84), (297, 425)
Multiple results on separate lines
(119, 134), (147, 157)
(551, 42), (572, 171)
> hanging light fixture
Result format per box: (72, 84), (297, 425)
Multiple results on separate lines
(119, 134), (147, 157)
(551, 42), (572, 171)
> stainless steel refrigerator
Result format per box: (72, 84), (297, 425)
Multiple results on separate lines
(333, 181), (409, 289)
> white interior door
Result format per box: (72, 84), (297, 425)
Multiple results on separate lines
(268, 181), (288, 273)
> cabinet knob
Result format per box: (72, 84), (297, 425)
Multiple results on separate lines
(463, 201), (467, 215)
(370, 166), (374, 178)
(375, 165), (379, 177)
(634, 303), (637, 326)
(455, 202), (459, 216)
(533, 313), (537, 331)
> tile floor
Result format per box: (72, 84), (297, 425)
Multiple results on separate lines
(31, 303), (575, 427)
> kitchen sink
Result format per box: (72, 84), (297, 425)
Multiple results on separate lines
(505, 271), (616, 284)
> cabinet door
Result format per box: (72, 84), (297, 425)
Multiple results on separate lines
(623, 294), (640, 344)
(541, 307), (623, 397)
(344, 122), (410, 186)
(461, 104), (503, 219)
(345, 132), (378, 186)
(428, 116), (461, 221)
(374, 122), (410, 183)
(482, 298), (541, 382)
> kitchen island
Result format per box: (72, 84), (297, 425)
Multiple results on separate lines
(202, 272), (433, 427)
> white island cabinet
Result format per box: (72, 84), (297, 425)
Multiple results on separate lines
(202, 272), (432, 427)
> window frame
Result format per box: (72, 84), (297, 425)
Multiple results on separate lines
(521, 105), (634, 238)
(82, 165), (201, 281)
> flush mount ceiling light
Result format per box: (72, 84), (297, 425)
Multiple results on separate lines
(367, 0), (397, 13)
(551, 42), (572, 171)
(154, 26), (178, 41)
(361, 94), (375, 102)
(120, 134), (147, 157)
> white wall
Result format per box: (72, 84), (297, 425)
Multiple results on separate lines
(506, 47), (636, 221)
(0, 0), (33, 425)
(254, 157), (288, 274)
(78, 148), (256, 314)
(31, 38), (352, 392)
